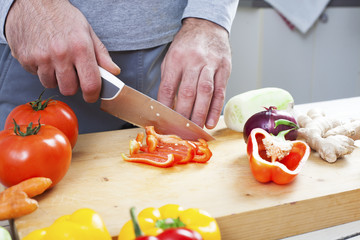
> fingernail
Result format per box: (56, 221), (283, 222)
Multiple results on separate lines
(206, 119), (216, 129)
(113, 62), (121, 75)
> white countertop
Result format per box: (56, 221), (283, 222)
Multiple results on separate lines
(294, 97), (360, 119)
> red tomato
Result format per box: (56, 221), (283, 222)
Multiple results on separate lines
(4, 94), (78, 148)
(0, 123), (72, 188)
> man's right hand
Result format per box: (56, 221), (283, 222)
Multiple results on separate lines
(5, 0), (120, 103)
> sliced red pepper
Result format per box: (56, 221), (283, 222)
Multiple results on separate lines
(144, 134), (158, 153)
(190, 139), (212, 163)
(146, 126), (186, 145)
(247, 128), (310, 184)
(130, 139), (141, 155)
(122, 153), (176, 168)
(136, 132), (145, 143)
(123, 126), (212, 168)
(156, 143), (195, 164)
(145, 126), (197, 164)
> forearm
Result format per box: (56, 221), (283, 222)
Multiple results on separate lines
(0, 0), (14, 43)
(182, 0), (239, 33)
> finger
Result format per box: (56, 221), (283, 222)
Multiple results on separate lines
(90, 29), (121, 76)
(54, 64), (79, 96)
(205, 64), (230, 129)
(174, 67), (200, 119)
(190, 66), (215, 128)
(73, 38), (101, 103)
(37, 64), (57, 88)
(47, 40), (79, 96)
(157, 53), (182, 109)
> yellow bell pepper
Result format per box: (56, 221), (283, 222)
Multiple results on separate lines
(23, 208), (112, 240)
(118, 204), (221, 240)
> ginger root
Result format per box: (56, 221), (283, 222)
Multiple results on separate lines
(324, 119), (360, 140)
(296, 109), (360, 163)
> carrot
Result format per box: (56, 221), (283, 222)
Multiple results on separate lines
(9, 177), (52, 198)
(0, 177), (52, 220)
(0, 191), (38, 220)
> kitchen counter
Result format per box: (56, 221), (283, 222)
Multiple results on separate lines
(8, 97), (360, 240)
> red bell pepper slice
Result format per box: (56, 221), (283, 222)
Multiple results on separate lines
(123, 126), (212, 168)
(190, 139), (213, 163)
(143, 129), (196, 163)
(122, 153), (176, 168)
(155, 143), (195, 164)
(247, 128), (310, 184)
(130, 139), (141, 155)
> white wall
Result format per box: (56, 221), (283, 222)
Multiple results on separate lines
(227, 7), (360, 105)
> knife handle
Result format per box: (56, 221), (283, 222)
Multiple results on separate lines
(99, 66), (125, 100)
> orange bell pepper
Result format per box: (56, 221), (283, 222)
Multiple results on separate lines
(247, 127), (310, 184)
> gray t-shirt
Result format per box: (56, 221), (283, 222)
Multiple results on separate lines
(0, 1), (238, 50)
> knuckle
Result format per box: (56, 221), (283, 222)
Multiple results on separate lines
(159, 82), (177, 100)
(82, 81), (99, 96)
(96, 40), (107, 52)
(167, 48), (184, 63)
(19, 55), (33, 67)
(179, 86), (196, 99)
(213, 87), (226, 102)
(50, 41), (68, 61)
(189, 49), (206, 63)
(19, 57), (37, 73)
(34, 49), (51, 64)
(222, 57), (232, 73)
(71, 39), (90, 55)
(198, 79), (214, 95)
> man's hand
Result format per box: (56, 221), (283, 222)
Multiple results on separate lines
(158, 18), (232, 129)
(5, 0), (120, 103)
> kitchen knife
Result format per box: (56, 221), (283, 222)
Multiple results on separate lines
(99, 66), (215, 141)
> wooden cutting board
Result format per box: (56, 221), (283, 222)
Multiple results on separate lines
(13, 118), (360, 240)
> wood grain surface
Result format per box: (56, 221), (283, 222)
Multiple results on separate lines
(13, 98), (360, 239)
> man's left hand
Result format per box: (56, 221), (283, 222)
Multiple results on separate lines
(158, 18), (232, 129)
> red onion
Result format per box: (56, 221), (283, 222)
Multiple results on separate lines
(243, 106), (298, 143)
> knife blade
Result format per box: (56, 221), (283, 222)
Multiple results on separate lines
(98, 66), (215, 141)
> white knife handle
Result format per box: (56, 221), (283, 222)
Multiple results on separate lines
(99, 66), (125, 100)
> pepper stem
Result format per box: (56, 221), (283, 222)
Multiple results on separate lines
(155, 217), (186, 230)
(130, 207), (144, 238)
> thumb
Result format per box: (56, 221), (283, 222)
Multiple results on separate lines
(90, 29), (121, 76)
